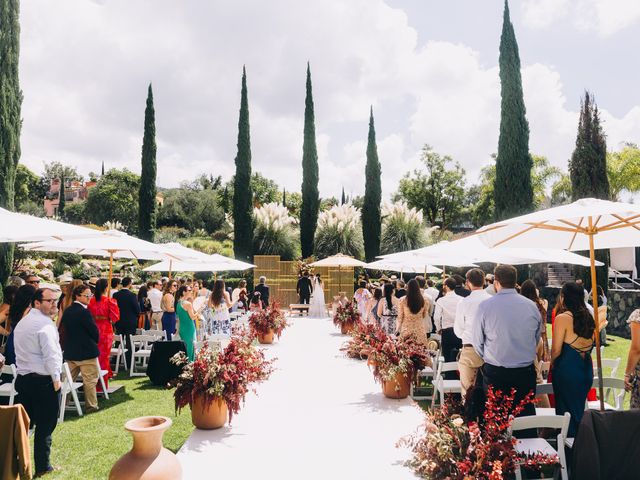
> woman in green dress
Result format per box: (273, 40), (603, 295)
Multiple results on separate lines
(176, 285), (199, 361)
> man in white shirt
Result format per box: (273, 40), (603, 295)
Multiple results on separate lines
(434, 277), (463, 365)
(148, 279), (163, 330)
(484, 273), (496, 296)
(454, 268), (491, 394)
(425, 278), (440, 304)
(14, 288), (62, 477)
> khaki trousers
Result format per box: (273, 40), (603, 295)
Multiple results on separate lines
(458, 346), (484, 394)
(151, 312), (163, 330)
(67, 358), (100, 410)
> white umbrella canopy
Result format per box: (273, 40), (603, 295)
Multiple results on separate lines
(379, 241), (479, 268)
(0, 207), (104, 242)
(309, 253), (367, 268)
(476, 197), (640, 411)
(143, 254), (255, 273)
(364, 259), (442, 274)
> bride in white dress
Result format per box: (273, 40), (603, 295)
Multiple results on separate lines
(308, 273), (328, 318)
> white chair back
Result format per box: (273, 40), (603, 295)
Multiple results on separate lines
(0, 364), (18, 405)
(590, 377), (626, 410)
(535, 382), (554, 396)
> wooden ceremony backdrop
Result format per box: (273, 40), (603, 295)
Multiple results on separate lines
(253, 255), (355, 307)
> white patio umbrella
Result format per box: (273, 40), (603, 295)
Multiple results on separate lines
(379, 241), (479, 275)
(309, 254), (367, 292)
(476, 197), (640, 410)
(23, 230), (191, 294)
(143, 254), (256, 274)
(364, 259), (443, 276)
(143, 243), (221, 277)
(0, 207), (104, 242)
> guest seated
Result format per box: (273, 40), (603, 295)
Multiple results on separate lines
(60, 284), (101, 413)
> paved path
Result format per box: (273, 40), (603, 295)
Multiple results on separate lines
(177, 316), (423, 479)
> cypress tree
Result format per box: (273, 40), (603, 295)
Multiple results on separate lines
(569, 91), (610, 292)
(232, 66), (254, 261)
(138, 83), (158, 241)
(494, 0), (533, 221)
(282, 188), (286, 208)
(58, 175), (66, 219)
(300, 63), (320, 258)
(101, 161), (105, 176)
(221, 186), (230, 214)
(362, 107), (382, 262)
(0, 0), (22, 287)
(341, 187), (346, 205)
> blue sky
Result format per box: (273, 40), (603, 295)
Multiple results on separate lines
(18, 0), (640, 201)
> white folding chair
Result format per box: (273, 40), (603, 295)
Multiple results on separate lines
(129, 335), (157, 377)
(534, 383), (556, 416)
(59, 362), (83, 423)
(96, 357), (109, 399)
(587, 377), (626, 411)
(144, 330), (167, 341)
(593, 357), (621, 402)
(110, 334), (128, 374)
(431, 360), (462, 408)
(509, 412), (570, 480)
(0, 364), (18, 405)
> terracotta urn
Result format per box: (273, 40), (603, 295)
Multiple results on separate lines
(257, 328), (275, 344)
(191, 395), (228, 430)
(109, 416), (182, 480)
(340, 321), (355, 335)
(382, 372), (411, 399)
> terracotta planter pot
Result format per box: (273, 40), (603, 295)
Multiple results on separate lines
(382, 372), (411, 399)
(109, 416), (182, 480)
(258, 328), (275, 344)
(340, 321), (355, 335)
(191, 395), (228, 430)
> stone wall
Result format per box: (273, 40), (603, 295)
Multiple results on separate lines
(608, 289), (640, 339)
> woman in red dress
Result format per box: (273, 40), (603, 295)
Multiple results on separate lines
(88, 278), (120, 388)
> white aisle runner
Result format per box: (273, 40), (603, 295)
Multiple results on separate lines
(177, 316), (423, 479)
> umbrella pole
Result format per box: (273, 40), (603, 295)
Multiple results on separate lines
(588, 218), (605, 411)
(169, 260), (173, 279)
(107, 251), (114, 297)
(338, 265), (342, 294)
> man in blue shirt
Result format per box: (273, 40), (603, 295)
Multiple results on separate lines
(473, 264), (541, 419)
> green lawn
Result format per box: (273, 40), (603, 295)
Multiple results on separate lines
(34, 332), (632, 478)
(42, 372), (192, 480)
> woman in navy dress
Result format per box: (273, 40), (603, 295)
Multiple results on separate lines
(551, 282), (595, 437)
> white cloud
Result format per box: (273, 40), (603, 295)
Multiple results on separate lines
(521, 0), (640, 36)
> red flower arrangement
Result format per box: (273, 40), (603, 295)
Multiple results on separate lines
(399, 387), (560, 479)
(332, 301), (360, 327)
(248, 302), (288, 339)
(170, 334), (275, 424)
(369, 335), (432, 386)
(341, 321), (389, 359)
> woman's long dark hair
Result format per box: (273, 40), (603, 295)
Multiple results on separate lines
(405, 279), (425, 315)
(521, 279), (546, 323)
(383, 282), (395, 310)
(8, 284), (36, 329)
(94, 278), (108, 302)
(175, 286), (187, 309)
(2, 285), (18, 306)
(210, 279), (225, 307)
(561, 282), (595, 339)
(138, 285), (148, 302)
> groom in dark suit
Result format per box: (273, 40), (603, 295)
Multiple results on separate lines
(297, 272), (313, 304)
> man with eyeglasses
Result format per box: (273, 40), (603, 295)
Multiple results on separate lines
(14, 288), (63, 477)
(25, 274), (41, 286)
(148, 279), (163, 331)
(59, 284), (100, 413)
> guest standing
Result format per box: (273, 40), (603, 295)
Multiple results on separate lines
(175, 286), (198, 361)
(0, 285), (18, 341)
(202, 280), (232, 337)
(109, 277), (121, 298)
(231, 280), (247, 306)
(353, 280), (372, 319)
(297, 272), (313, 304)
(453, 274), (471, 298)
(454, 268), (491, 394)
(396, 279), (429, 346)
(434, 277), (463, 364)
(624, 308), (640, 408)
(365, 287), (382, 324)
(88, 279), (119, 388)
(5, 285), (37, 366)
(148, 280), (163, 330)
(377, 283), (399, 335)
(254, 276), (270, 307)
(550, 282), (595, 436)
(473, 265), (540, 420)
(60, 284), (100, 413)
(113, 277), (141, 367)
(14, 288), (63, 477)
(137, 285), (152, 330)
(394, 280), (407, 299)
(161, 280), (178, 340)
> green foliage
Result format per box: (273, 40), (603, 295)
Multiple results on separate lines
(57, 253), (82, 267)
(63, 201), (87, 224)
(253, 203), (299, 260)
(362, 107), (382, 261)
(314, 204), (364, 259)
(14, 164), (43, 209)
(138, 83), (158, 241)
(232, 66), (254, 261)
(395, 145), (467, 230)
(58, 175), (66, 218)
(380, 202), (425, 254)
(284, 190), (302, 218)
(0, 0), (23, 286)
(226, 172), (280, 207)
(84, 169), (140, 233)
(154, 226), (191, 243)
(569, 91), (609, 201)
(179, 238), (234, 257)
(550, 173), (572, 206)
(157, 188), (225, 234)
(43, 161), (82, 184)
(52, 259), (67, 277)
(320, 197), (338, 211)
(494, 0), (533, 220)
(607, 143), (640, 201)
(300, 63), (320, 258)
